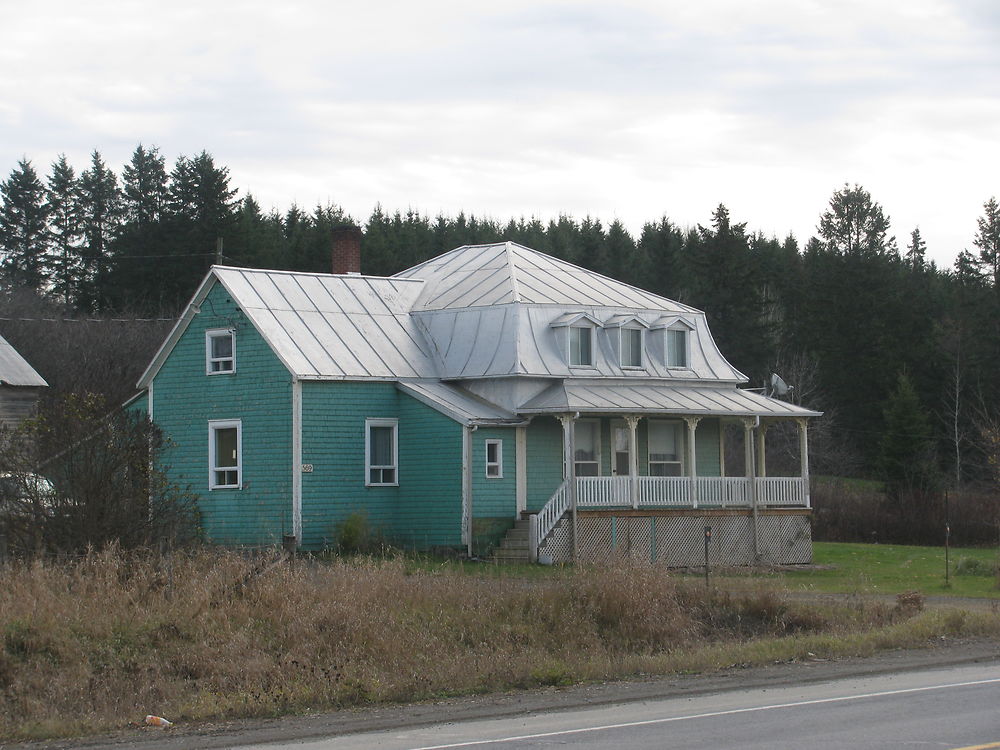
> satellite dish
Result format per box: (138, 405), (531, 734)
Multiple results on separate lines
(769, 373), (793, 398)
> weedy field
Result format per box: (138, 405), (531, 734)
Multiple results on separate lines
(1, 546), (999, 742)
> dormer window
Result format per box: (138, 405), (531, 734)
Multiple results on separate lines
(604, 314), (648, 369)
(206, 329), (235, 374)
(569, 326), (593, 367)
(666, 327), (688, 368)
(621, 327), (643, 368)
(551, 312), (601, 368)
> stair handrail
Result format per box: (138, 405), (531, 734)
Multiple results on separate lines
(529, 479), (571, 562)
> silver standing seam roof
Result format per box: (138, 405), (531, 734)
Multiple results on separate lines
(0, 334), (47, 387)
(138, 242), (819, 423)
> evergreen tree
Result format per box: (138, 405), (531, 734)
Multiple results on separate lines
(970, 197), (1000, 289)
(77, 151), (122, 310)
(0, 159), (50, 291)
(637, 217), (685, 300)
(905, 226), (927, 271)
(818, 183), (897, 258)
(878, 372), (936, 500)
(44, 155), (82, 304)
(121, 144), (168, 226)
(682, 204), (771, 378)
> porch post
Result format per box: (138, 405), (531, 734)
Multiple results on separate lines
(625, 415), (640, 509)
(743, 417), (760, 559)
(558, 414), (578, 562)
(755, 421), (769, 478)
(684, 416), (701, 508)
(797, 417), (811, 508)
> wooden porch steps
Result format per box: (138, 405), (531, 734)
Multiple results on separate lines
(491, 519), (532, 564)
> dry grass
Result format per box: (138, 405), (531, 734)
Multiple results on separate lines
(1, 548), (998, 741)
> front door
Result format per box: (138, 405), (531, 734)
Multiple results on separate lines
(612, 421), (630, 477)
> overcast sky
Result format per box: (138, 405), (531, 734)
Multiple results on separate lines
(4, 0), (999, 268)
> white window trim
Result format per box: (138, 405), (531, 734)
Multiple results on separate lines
(208, 419), (242, 490)
(573, 418), (602, 476)
(647, 419), (684, 476)
(665, 326), (691, 369)
(568, 325), (596, 368)
(206, 328), (236, 375)
(365, 418), (399, 487)
(485, 439), (503, 478)
(620, 326), (644, 369)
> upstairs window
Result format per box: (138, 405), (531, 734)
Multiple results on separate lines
(209, 420), (242, 489)
(569, 325), (594, 367)
(206, 329), (235, 374)
(620, 327), (643, 368)
(366, 418), (398, 486)
(485, 439), (503, 478)
(648, 420), (682, 476)
(666, 327), (688, 368)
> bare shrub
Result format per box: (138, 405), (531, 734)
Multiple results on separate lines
(811, 479), (1000, 547)
(0, 394), (199, 556)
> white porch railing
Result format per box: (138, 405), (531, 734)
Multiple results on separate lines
(576, 476), (631, 506)
(754, 477), (807, 506)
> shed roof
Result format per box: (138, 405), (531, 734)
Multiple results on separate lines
(0, 334), (47, 387)
(396, 381), (523, 425)
(518, 381), (821, 418)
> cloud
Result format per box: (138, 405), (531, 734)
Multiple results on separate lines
(1, 0), (998, 266)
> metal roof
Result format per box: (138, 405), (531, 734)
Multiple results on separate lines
(412, 305), (745, 381)
(396, 381), (524, 425)
(518, 381), (822, 418)
(0, 334), (47, 387)
(395, 242), (701, 313)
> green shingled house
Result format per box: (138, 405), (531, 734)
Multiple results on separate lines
(136, 230), (820, 563)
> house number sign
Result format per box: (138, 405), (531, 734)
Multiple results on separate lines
(301, 464), (314, 473)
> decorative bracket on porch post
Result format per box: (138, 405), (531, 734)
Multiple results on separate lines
(683, 416), (702, 509)
(624, 415), (640, 509)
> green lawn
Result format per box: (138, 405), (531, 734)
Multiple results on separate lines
(781, 541), (1000, 598)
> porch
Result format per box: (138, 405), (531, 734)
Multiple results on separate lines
(524, 411), (814, 563)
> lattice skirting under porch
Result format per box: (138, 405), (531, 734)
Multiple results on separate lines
(538, 509), (811, 566)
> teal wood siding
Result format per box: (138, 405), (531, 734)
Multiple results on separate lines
(470, 426), (517, 551)
(695, 418), (721, 477)
(397, 392), (463, 549)
(152, 282), (293, 545)
(525, 416), (564, 511)
(299, 383), (464, 550)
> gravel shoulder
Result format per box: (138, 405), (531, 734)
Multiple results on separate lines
(10, 634), (999, 750)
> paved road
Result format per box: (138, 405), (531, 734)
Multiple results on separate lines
(230, 663), (1000, 750)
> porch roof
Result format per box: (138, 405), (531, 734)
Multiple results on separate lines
(517, 382), (821, 418)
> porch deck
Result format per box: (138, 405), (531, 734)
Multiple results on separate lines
(528, 476), (809, 562)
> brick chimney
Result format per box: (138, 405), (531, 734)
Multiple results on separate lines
(331, 224), (363, 274)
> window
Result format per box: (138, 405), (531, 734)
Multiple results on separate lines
(648, 420), (682, 476)
(569, 325), (594, 367)
(209, 420), (242, 489)
(485, 439), (503, 478)
(206, 329), (235, 374)
(574, 420), (600, 476)
(666, 327), (688, 368)
(621, 327), (643, 368)
(366, 418), (398, 486)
